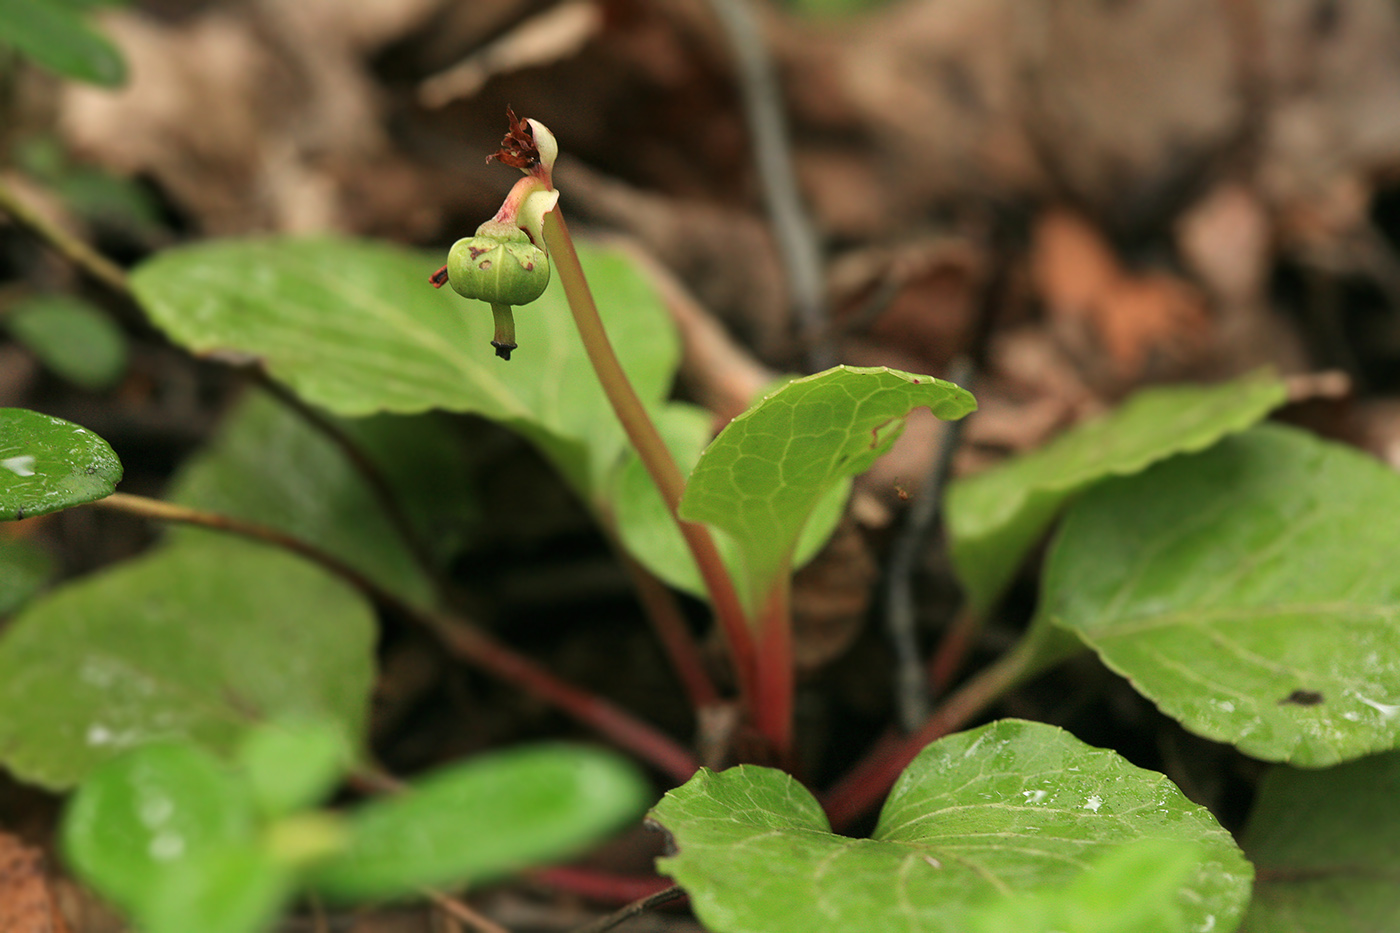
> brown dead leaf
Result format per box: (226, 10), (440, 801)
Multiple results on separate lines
(1031, 209), (1120, 319)
(418, 1), (604, 109)
(0, 832), (70, 933)
(827, 237), (982, 372)
(1177, 183), (1272, 309)
(60, 4), (428, 236)
(556, 159), (790, 360)
(1017, 0), (1242, 235)
(1033, 209), (1211, 381)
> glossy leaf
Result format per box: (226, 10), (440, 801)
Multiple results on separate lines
(311, 744), (649, 900)
(971, 838), (1203, 933)
(0, 0), (127, 86)
(0, 535), (376, 789)
(1043, 424), (1400, 767)
(946, 370), (1286, 613)
(1241, 751), (1400, 932)
(166, 390), (453, 608)
(4, 295), (129, 390)
(0, 408), (122, 521)
(62, 743), (259, 917)
(131, 236), (676, 502)
(679, 366), (975, 609)
(0, 537), (55, 614)
(612, 401), (848, 599)
(237, 718), (353, 819)
(651, 719), (1250, 933)
(140, 845), (291, 933)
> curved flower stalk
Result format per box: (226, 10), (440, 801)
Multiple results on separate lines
(433, 112), (767, 756)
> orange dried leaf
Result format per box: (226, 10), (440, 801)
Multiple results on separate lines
(0, 833), (71, 933)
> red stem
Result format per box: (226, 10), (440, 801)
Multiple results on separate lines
(436, 620), (698, 784)
(821, 639), (1037, 828)
(927, 604), (983, 696)
(530, 866), (677, 905)
(541, 208), (760, 713)
(750, 576), (794, 763)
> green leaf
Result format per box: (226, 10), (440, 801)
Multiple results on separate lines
(0, 536), (55, 614)
(166, 390), (448, 608)
(1241, 751), (1400, 932)
(785, 0), (893, 17)
(311, 744), (649, 900)
(946, 370), (1286, 613)
(130, 235), (677, 503)
(0, 408), (122, 520)
(5, 294), (129, 390)
(612, 401), (849, 599)
(650, 719), (1250, 933)
(1043, 423), (1400, 767)
(0, 535), (376, 789)
(237, 718), (353, 819)
(678, 366), (975, 610)
(62, 743), (260, 917)
(970, 838), (1204, 933)
(140, 845), (291, 933)
(0, 0), (127, 86)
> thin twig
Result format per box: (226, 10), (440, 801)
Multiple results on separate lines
(704, 0), (831, 371)
(567, 885), (687, 933)
(903, 217), (1017, 710)
(0, 175), (130, 295)
(424, 888), (512, 933)
(883, 356), (975, 731)
(306, 892), (330, 933)
(90, 492), (699, 783)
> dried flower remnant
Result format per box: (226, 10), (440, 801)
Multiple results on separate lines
(488, 107), (546, 173)
(431, 110), (560, 359)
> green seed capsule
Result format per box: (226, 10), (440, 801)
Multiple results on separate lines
(446, 221), (550, 306)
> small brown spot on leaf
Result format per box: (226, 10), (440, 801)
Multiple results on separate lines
(1279, 689), (1325, 706)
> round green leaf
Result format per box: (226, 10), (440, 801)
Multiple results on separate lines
(310, 743), (649, 900)
(237, 718), (353, 819)
(678, 366), (975, 609)
(650, 719), (1250, 933)
(0, 0), (127, 86)
(0, 535), (376, 789)
(62, 743), (257, 916)
(970, 838), (1204, 933)
(0, 408), (122, 520)
(5, 294), (129, 390)
(946, 370), (1286, 613)
(131, 236), (676, 503)
(1043, 423), (1400, 767)
(613, 401), (848, 600)
(141, 845), (291, 933)
(0, 536), (55, 614)
(1242, 751), (1400, 932)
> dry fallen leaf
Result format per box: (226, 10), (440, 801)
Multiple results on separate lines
(0, 832), (71, 933)
(1033, 209), (1210, 382)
